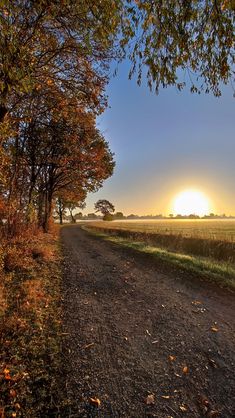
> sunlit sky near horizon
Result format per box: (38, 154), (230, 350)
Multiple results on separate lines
(85, 61), (235, 216)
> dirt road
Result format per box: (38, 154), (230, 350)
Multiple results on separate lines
(60, 225), (235, 417)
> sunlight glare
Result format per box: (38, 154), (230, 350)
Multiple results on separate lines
(173, 189), (210, 216)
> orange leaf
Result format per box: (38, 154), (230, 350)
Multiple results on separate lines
(169, 355), (176, 362)
(183, 366), (189, 374)
(89, 397), (101, 407)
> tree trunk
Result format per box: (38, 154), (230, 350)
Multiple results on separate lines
(37, 188), (44, 229)
(0, 104), (8, 123)
(42, 191), (53, 233)
(59, 207), (63, 224)
(57, 198), (63, 225)
(69, 208), (76, 223)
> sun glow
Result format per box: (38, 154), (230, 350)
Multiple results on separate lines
(173, 189), (210, 216)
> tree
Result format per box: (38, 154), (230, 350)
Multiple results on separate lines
(0, 0), (120, 123)
(114, 211), (124, 219)
(2, 81), (115, 232)
(94, 199), (115, 219)
(87, 213), (98, 219)
(120, 0), (235, 96)
(74, 212), (83, 221)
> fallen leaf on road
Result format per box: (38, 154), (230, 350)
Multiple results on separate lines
(202, 398), (210, 406)
(169, 355), (176, 362)
(192, 300), (202, 305)
(179, 405), (187, 412)
(209, 359), (217, 368)
(183, 366), (189, 374)
(161, 395), (170, 399)
(89, 397), (101, 407)
(207, 411), (219, 417)
(145, 394), (155, 404)
(211, 327), (219, 332)
(84, 342), (95, 349)
(9, 389), (16, 398)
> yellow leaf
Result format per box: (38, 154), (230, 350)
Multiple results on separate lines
(211, 327), (219, 332)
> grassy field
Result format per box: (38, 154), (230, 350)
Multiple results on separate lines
(84, 228), (235, 289)
(86, 220), (235, 285)
(89, 219), (235, 242)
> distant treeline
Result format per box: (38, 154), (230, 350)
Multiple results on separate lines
(54, 212), (235, 223)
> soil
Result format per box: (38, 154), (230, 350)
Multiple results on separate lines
(60, 225), (235, 418)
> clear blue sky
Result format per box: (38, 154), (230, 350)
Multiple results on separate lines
(85, 61), (235, 216)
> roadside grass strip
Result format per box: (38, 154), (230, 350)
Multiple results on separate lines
(83, 227), (235, 290)
(0, 230), (64, 417)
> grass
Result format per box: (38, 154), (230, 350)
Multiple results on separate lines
(0, 227), (64, 417)
(83, 227), (235, 290)
(87, 221), (235, 263)
(90, 219), (235, 242)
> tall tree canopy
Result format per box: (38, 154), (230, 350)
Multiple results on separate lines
(121, 0), (235, 96)
(0, 0), (234, 122)
(0, 0), (121, 121)
(95, 199), (115, 216)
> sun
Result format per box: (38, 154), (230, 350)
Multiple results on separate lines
(172, 189), (210, 216)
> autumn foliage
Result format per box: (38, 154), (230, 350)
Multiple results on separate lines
(0, 1), (116, 235)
